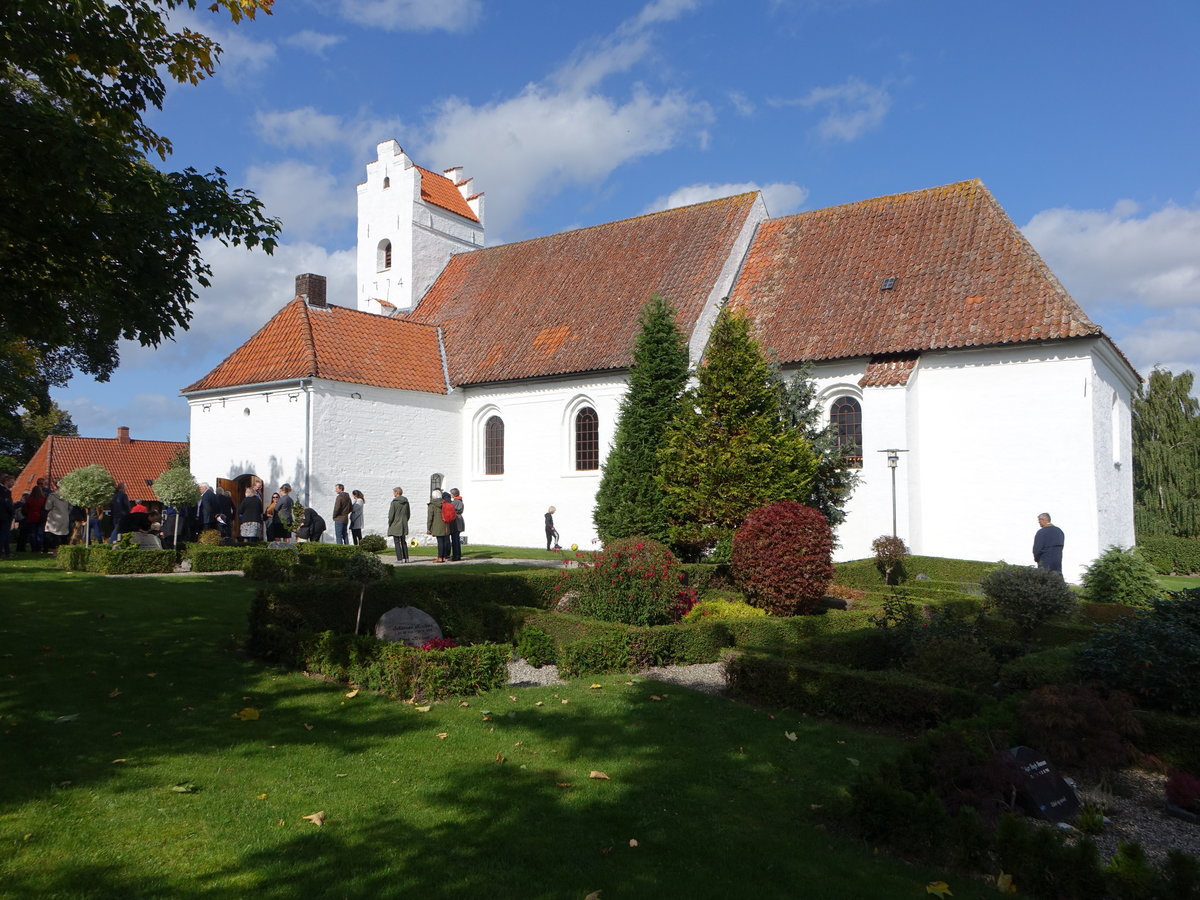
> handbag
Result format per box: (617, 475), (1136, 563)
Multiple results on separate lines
(239, 521), (261, 538)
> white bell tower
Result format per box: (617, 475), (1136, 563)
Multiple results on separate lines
(356, 140), (485, 315)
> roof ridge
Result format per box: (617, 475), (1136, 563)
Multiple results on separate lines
(466, 191), (760, 256)
(298, 298), (319, 376)
(778, 178), (985, 222)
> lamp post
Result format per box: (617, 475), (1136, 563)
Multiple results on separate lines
(878, 448), (909, 538)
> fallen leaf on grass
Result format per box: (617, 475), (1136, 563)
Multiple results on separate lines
(810, 804), (823, 810)
(588, 771), (610, 780)
(344, 689), (359, 699)
(112, 758), (127, 764)
(495, 753), (505, 764)
(481, 715), (492, 722)
(590, 684), (602, 689)
(303, 811), (325, 826)
(649, 696), (661, 702)
(629, 839), (638, 848)
(556, 782), (572, 788)
(54, 714), (79, 724)
(785, 731), (797, 742)
(508, 695), (517, 702)
(233, 708), (259, 721)
(415, 706), (431, 713)
(257, 793), (268, 800)
(459, 701), (470, 708)
(996, 873), (1016, 893)
(437, 732), (449, 740)
(561, 699), (569, 705)
(925, 881), (952, 897)
(847, 758), (860, 766)
(108, 689), (122, 698)
(303, 723), (314, 731)
(584, 892), (602, 900)
(145, 672), (157, 678)
(170, 782), (198, 793)
(535, 701), (544, 707)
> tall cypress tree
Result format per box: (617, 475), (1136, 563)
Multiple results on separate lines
(778, 363), (860, 532)
(658, 306), (817, 559)
(1133, 368), (1200, 538)
(593, 293), (690, 542)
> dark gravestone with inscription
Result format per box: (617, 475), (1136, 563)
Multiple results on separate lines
(375, 606), (443, 647)
(1006, 746), (1081, 823)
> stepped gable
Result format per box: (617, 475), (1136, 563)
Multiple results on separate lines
(182, 298), (447, 394)
(415, 165), (480, 222)
(408, 193), (761, 386)
(728, 179), (1103, 364)
(15, 429), (188, 501)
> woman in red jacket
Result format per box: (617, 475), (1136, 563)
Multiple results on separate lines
(24, 485), (46, 553)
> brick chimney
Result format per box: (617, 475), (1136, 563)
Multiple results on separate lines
(296, 273), (327, 308)
(117, 426), (131, 444)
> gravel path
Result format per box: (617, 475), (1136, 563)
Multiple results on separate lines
(507, 658), (727, 694)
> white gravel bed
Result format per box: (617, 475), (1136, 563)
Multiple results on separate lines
(506, 658), (727, 694)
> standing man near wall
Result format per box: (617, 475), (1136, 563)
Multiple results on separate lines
(1033, 512), (1065, 574)
(332, 484), (352, 545)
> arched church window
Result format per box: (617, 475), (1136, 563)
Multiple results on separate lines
(575, 407), (599, 471)
(377, 239), (392, 272)
(383, 176), (390, 189)
(830, 396), (863, 468)
(484, 416), (504, 475)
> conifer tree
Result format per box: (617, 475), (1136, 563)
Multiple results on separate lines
(779, 363), (860, 532)
(658, 306), (817, 559)
(593, 293), (690, 542)
(1133, 368), (1200, 538)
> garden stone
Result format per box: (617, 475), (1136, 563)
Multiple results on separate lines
(1005, 745), (1081, 823)
(375, 606), (442, 647)
(817, 596), (849, 611)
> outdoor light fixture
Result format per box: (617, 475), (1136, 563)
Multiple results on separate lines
(877, 448), (909, 538)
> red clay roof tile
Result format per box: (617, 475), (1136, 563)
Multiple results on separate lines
(415, 165), (480, 223)
(408, 193), (761, 385)
(15, 432), (188, 501)
(859, 353), (920, 387)
(182, 298), (447, 395)
(728, 179), (1101, 364)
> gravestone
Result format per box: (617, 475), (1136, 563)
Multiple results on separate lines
(1006, 746), (1081, 823)
(375, 606), (443, 647)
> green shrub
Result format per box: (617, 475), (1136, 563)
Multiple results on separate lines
(1076, 593), (1200, 714)
(55, 544), (90, 571)
(515, 626), (556, 667)
(300, 632), (509, 700)
(1136, 709), (1200, 773)
(979, 564), (1077, 636)
(243, 550), (299, 582)
(683, 599), (768, 621)
(357, 534), (388, 553)
(871, 534), (909, 585)
(724, 653), (982, 728)
(903, 637), (998, 690)
(557, 632), (633, 677)
(997, 645), (1078, 693)
(196, 528), (220, 546)
(567, 536), (687, 626)
(1081, 546), (1163, 608)
(87, 548), (176, 574)
(732, 501), (833, 616)
(1137, 535), (1200, 576)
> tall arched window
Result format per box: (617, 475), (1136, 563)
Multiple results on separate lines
(575, 407), (599, 471)
(484, 416), (505, 475)
(830, 396), (863, 468)
(377, 239), (392, 272)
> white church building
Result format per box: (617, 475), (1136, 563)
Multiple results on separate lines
(184, 139), (1138, 579)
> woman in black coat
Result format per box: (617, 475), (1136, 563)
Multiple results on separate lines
(238, 487), (264, 543)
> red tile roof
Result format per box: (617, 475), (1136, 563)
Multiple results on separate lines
(15, 431), (188, 502)
(415, 165), (480, 223)
(181, 298), (448, 395)
(728, 179), (1101, 364)
(859, 353), (920, 387)
(408, 193), (761, 385)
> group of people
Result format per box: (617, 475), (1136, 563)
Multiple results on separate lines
(0, 474), (75, 557)
(195, 481), (297, 544)
(423, 488), (464, 563)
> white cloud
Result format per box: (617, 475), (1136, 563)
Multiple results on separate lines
(337, 0), (482, 32)
(245, 160), (355, 242)
(1023, 200), (1200, 310)
(422, 88), (710, 239)
(283, 29), (345, 55)
(728, 91), (756, 117)
(254, 107), (406, 159)
(772, 77), (891, 142)
(646, 181), (809, 217)
(1023, 198), (1200, 381)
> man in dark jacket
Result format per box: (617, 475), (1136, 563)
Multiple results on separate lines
(426, 490), (449, 562)
(197, 483), (217, 534)
(1032, 512), (1065, 574)
(109, 483), (131, 544)
(332, 484), (352, 545)
(387, 487), (411, 562)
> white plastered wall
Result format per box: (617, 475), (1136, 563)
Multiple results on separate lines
(458, 374), (628, 550)
(187, 378), (461, 541)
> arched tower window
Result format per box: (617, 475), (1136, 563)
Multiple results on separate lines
(574, 407), (599, 471)
(484, 416), (505, 475)
(377, 239), (392, 272)
(830, 396), (863, 468)
(382, 176), (390, 189)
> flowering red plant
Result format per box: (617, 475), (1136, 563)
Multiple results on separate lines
(421, 638), (459, 651)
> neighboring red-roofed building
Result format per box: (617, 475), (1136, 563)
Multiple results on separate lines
(183, 145), (1138, 578)
(15, 427), (188, 503)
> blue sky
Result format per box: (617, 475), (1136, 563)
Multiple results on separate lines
(55, 0), (1200, 441)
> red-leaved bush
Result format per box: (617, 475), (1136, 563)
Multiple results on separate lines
(731, 501), (833, 616)
(1166, 770), (1200, 812)
(421, 638), (459, 651)
(568, 536), (686, 626)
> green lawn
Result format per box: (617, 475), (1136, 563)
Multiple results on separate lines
(1157, 574), (1200, 591)
(0, 558), (992, 899)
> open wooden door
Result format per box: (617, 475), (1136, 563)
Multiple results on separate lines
(217, 477), (239, 534)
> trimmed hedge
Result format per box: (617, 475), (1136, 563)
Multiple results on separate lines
(301, 631), (510, 701)
(1137, 535), (1200, 576)
(724, 653), (982, 728)
(188, 545), (275, 572)
(834, 555), (999, 590)
(56, 545), (176, 574)
(1135, 709), (1200, 773)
